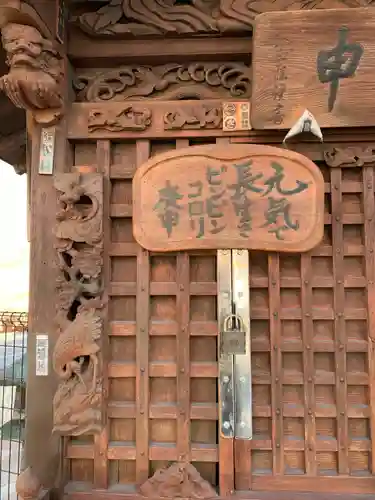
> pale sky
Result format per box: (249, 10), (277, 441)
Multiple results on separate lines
(0, 160), (29, 311)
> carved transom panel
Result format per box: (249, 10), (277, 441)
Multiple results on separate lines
(71, 0), (375, 37)
(74, 63), (252, 102)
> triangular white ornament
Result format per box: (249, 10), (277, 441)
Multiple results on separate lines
(282, 109), (323, 144)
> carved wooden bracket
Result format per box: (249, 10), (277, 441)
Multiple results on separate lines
(53, 172), (104, 436)
(139, 462), (218, 499)
(0, 2), (64, 125)
(324, 146), (375, 167)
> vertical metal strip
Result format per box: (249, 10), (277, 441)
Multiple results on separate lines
(217, 249), (234, 494)
(232, 249), (252, 439)
(232, 249), (252, 489)
(218, 250), (235, 437)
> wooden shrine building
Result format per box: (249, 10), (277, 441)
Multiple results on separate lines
(2, 1), (375, 499)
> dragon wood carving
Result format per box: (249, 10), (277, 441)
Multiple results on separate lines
(53, 172), (104, 436)
(72, 0), (375, 37)
(0, 22), (64, 125)
(139, 462), (218, 499)
(74, 63), (251, 102)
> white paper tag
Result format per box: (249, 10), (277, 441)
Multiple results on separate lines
(38, 127), (56, 175)
(36, 334), (49, 376)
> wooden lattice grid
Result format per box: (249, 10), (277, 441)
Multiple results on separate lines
(66, 139), (374, 491)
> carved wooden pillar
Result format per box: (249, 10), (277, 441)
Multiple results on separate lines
(0, 2), (66, 499)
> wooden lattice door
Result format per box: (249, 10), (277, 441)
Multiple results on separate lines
(61, 100), (375, 499)
(227, 153), (375, 496)
(64, 135), (226, 493)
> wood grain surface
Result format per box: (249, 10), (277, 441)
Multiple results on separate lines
(132, 144), (324, 252)
(251, 8), (375, 129)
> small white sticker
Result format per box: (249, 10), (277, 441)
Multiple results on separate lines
(222, 102), (251, 132)
(36, 334), (49, 376)
(38, 127), (56, 175)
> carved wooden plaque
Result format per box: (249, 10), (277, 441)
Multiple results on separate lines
(133, 144), (324, 253)
(251, 8), (375, 129)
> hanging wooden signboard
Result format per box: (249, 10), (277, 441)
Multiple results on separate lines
(251, 8), (375, 129)
(132, 144), (324, 253)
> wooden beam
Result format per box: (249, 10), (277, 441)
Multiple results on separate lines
(68, 29), (252, 66)
(63, 474), (375, 499)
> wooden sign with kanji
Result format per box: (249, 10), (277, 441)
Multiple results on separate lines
(251, 8), (375, 129)
(132, 144), (324, 253)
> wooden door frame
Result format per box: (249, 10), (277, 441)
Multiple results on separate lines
(1, 1), (374, 498)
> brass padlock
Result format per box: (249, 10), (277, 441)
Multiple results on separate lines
(221, 314), (246, 355)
